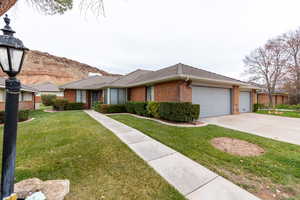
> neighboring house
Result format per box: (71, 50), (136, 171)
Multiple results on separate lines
(32, 82), (64, 109)
(0, 77), (36, 111)
(59, 75), (121, 109)
(257, 89), (289, 106)
(59, 63), (258, 118)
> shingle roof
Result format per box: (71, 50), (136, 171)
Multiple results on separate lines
(59, 63), (255, 90)
(127, 63), (246, 86)
(32, 82), (61, 92)
(0, 77), (37, 92)
(104, 69), (153, 88)
(59, 75), (120, 90)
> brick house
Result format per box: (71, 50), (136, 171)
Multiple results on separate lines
(32, 82), (64, 109)
(59, 63), (258, 118)
(257, 90), (289, 106)
(0, 77), (36, 111)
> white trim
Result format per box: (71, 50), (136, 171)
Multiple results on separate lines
(107, 88), (111, 105)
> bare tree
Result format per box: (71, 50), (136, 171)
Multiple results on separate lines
(0, 0), (105, 16)
(244, 38), (289, 107)
(282, 29), (300, 103)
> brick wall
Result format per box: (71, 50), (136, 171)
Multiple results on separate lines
(63, 89), (90, 109)
(251, 89), (257, 104)
(128, 80), (192, 103)
(258, 93), (288, 105)
(232, 86), (240, 114)
(129, 86), (146, 102)
(154, 81), (179, 102)
(64, 89), (76, 102)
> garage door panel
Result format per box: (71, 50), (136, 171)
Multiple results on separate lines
(192, 86), (231, 118)
(240, 92), (251, 113)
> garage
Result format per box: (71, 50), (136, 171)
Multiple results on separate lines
(239, 91), (251, 113)
(192, 86), (231, 118)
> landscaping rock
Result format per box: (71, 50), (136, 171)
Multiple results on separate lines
(14, 178), (70, 200)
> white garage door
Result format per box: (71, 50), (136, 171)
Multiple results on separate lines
(239, 92), (251, 113)
(192, 86), (231, 118)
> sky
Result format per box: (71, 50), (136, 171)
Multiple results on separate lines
(5, 0), (300, 79)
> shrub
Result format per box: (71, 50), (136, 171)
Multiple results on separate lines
(0, 110), (30, 124)
(19, 110), (30, 121)
(133, 102), (149, 116)
(53, 99), (69, 111)
(147, 102), (160, 118)
(253, 103), (265, 112)
(159, 102), (200, 122)
(125, 102), (136, 114)
(65, 102), (85, 110)
(92, 102), (102, 112)
(41, 94), (57, 106)
(98, 104), (126, 114)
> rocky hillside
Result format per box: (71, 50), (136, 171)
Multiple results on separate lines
(0, 50), (114, 85)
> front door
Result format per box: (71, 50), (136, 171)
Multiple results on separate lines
(91, 91), (100, 106)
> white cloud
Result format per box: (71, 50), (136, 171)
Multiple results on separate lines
(6, 0), (300, 79)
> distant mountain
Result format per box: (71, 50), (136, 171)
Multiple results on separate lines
(0, 50), (116, 85)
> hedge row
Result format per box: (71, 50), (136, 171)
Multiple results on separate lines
(93, 101), (200, 122)
(53, 99), (85, 111)
(0, 110), (30, 124)
(253, 103), (300, 112)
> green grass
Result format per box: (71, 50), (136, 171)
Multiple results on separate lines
(1, 110), (184, 200)
(256, 110), (300, 118)
(110, 114), (300, 200)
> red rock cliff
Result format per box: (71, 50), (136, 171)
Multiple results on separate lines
(0, 50), (114, 85)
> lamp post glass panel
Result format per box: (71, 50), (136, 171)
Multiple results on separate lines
(0, 15), (27, 200)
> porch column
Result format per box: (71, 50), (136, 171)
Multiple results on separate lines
(232, 86), (240, 114)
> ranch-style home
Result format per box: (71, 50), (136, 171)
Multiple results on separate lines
(32, 82), (64, 109)
(257, 89), (289, 106)
(0, 77), (37, 111)
(59, 63), (258, 118)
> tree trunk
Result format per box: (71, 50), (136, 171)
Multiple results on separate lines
(0, 0), (17, 16)
(297, 70), (300, 104)
(268, 92), (273, 108)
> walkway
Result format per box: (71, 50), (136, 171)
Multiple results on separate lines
(85, 110), (261, 200)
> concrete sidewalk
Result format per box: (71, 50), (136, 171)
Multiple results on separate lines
(85, 110), (261, 200)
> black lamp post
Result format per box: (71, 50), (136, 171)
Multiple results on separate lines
(0, 15), (27, 200)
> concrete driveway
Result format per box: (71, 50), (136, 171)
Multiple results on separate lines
(203, 113), (300, 146)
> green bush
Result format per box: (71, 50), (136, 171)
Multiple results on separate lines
(125, 102), (136, 114)
(65, 102), (85, 110)
(98, 104), (126, 114)
(253, 103), (265, 112)
(159, 102), (200, 122)
(92, 102), (102, 112)
(19, 110), (30, 121)
(0, 110), (30, 124)
(133, 102), (149, 116)
(41, 94), (57, 106)
(53, 99), (69, 111)
(147, 102), (160, 118)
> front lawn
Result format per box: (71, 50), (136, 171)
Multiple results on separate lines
(0, 110), (184, 200)
(110, 114), (300, 200)
(256, 110), (300, 118)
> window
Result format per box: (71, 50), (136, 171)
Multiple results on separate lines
(76, 90), (86, 103)
(23, 92), (33, 101)
(146, 86), (154, 101)
(103, 89), (108, 104)
(107, 88), (127, 104)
